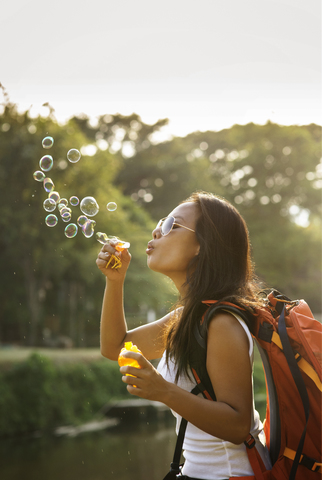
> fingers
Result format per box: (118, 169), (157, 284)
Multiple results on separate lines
(105, 240), (131, 261)
(101, 241), (121, 256)
(120, 365), (143, 377)
(119, 356), (167, 402)
(96, 240), (131, 274)
(119, 351), (148, 368)
(121, 369), (144, 396)
(119, 353), (149, 381)
(96, 251), (115, 270)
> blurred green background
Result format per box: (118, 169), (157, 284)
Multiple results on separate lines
(0, 97), (321, 440)
(0, 93), (322, 480)
(0, 100), (320, 349)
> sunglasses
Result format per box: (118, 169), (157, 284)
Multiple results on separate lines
(156, 216), (195, 236)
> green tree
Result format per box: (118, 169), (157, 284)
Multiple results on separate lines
(0, 102), (174, 346)
(115, 122), (322, 310)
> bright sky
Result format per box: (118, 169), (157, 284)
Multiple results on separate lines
(1, 0), (321, 137)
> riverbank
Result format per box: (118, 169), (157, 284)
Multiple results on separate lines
(0, 347), (267, 438)
(0, 347), (103, 371)
(0, 351), (129, 437)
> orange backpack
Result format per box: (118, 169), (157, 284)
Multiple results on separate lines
(164, 291), (322, 480)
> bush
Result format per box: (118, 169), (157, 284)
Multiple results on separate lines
(0, 352), (128, 437)
(0, 351), (268, 437)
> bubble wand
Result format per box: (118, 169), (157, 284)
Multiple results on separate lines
(96, 232), (130, 269)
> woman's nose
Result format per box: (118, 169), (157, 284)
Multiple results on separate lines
(152, 227), (161, 239)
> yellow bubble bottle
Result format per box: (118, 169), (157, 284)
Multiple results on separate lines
(118, 342), (142, 373)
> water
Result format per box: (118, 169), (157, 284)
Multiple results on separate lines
(0, 419), (177, 480)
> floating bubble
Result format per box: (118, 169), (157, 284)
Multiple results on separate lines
(43, 198), (56, 212)
(82, 219), (95, 238)
(67, 148), (81, 163)
(57, 199), (68, 210)
(33, 170), (45, 182)
(62, 213), (72, 222)
(42, 136), (54, 149)
(39, 155), (54, 172)
(69, 196), (79, 206)
(43, 178), (55, 193)
(107, 202), (117, 212)
(77, 215), (88, 227)
(96, 232), (109, 244)
(80, 196), (99, 217)
(60, 207), (72, 217)
(45, 214), (58, 227)
(48, 191), (60, 204)
(65, 223), (78, 238)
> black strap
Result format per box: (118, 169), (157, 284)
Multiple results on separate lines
(163, 385), (200, 479)
(278, 306), (310, 480)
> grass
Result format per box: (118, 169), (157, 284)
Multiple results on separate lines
(0, 348), (103, 371)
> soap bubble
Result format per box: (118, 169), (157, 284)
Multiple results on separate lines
(67, 149), (81, 163)
(69, 196), (79, 206)
(65, 223), (78, 238)
(39, 155), (53, 172)
(43, 198), (56, 212)
(60, 207), (72, 218)
(42, 136), (54, 149)
(62, 213), (72, 222)
(80, 196), (99, 217)
(57, 199), (68, 210)
(45, 214), (58, 227)
(77, 215), (88, 227)
(96, 232), (109, 244)
(60, 206), (71, 215)
(48, 191), (60, 204)
(107, 202), (117, 212)
(82, 219), (95, 238)
(33, 170), (45, 182)
(43, 177), (55, 193)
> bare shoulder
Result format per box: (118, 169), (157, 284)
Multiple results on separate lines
(206, 311), (253, 438)
(207, 311), (250, 351)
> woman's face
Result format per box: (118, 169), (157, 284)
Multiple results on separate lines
(146, 202), (200, 284)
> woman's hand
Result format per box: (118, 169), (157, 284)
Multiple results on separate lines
(96, 240), (131, 281)
(119, 351), (168, 401)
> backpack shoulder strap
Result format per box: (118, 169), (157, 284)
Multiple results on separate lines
(196, 301), (254, 342)
(278, 305), (311, 480)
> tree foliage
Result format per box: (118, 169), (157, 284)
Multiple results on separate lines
(115, 122), (321, 309)
(0, 103), (174, 346)
(0, 98), (320, 346)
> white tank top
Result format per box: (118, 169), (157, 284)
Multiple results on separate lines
(157, 311), (272, 479)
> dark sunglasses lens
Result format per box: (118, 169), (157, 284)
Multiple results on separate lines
(161, 217), (174, 235)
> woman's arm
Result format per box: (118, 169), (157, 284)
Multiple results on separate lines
(96, 241), (170, 361)
(120, 312), (253, 445)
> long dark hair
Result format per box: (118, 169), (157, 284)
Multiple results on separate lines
(164, 191), (264, 381)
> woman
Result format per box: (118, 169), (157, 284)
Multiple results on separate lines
(96, 191), (271, 480)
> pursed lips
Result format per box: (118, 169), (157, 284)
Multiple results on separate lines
(146, 241), (154, 254)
